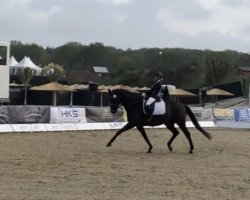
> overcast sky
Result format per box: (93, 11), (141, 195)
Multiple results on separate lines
(1, 0), (250, 52)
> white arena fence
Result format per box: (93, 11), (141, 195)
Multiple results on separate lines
(0, 106), (250, 133)
(0, 121), (216, 133)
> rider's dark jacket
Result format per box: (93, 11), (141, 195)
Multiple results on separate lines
(147, 78), (163, 100)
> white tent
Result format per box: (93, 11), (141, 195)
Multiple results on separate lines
(11, 56), (42, 76)
(9, 55), (18, 67)
(14, 56), (41, 70)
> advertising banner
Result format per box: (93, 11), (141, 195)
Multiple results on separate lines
(0, 106), (50, 124)
(85, 106), (124, 122)
(234, 108), (250, 121)
(50, 107), (87, 123)
(188, 107), (214, 121)
(213, 108), (234, 118)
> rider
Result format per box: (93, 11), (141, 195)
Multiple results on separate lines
(147, 71), (164, 101)
(145, 71), (168, 120)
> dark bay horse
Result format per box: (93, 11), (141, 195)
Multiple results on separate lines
(106, 86), (212, 154)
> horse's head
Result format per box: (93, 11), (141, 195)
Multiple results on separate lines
(108, 89), (121, 114)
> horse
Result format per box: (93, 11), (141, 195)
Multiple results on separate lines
(106, 85), (212, 154)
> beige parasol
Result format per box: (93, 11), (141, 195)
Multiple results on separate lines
(206, 88), (234, 96)
(30, 82), (75, 106)
(97, 85), (113, 107)
(133, 86), (150, 91)
(98, 85), (112, 92)
(70, 84), (89, 90)
(169, 88), (197, 97)
(206, 88), (234, 104)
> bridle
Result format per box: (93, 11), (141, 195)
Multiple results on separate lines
(109, 94), (121, 114)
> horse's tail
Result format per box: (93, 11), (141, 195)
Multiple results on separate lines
(185, 105), (212, 140)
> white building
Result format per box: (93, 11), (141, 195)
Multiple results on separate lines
(0, 41), (10, 103)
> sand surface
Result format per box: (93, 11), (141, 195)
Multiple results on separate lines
(0, 128), (249, 200)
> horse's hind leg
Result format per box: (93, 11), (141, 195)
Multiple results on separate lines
(136, 125), (153, 153)
(106, 123), (135, 147)
(179, 124), (194, 154)
(166, 123), (179, 152)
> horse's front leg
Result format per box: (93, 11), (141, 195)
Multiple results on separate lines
(106, 123), (135, 147)
(136, 125), (153, 153)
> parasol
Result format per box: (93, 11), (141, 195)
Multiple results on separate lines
(169, 88), (197, 97)
(206, 88), (234, 104)
(30, 82), (75, 106)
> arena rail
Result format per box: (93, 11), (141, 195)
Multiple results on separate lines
(0, 121), (216, 133)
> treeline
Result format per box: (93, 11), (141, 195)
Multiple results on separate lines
(10, 41), (250, 90)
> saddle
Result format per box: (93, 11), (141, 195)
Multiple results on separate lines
(143, 97), (166, 115)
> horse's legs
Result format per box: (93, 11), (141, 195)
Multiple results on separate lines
(179, 124), (194, 154)
(165, 123), (179, 152)
(106, 123), (135, 147)
(136, 125), (153, 153)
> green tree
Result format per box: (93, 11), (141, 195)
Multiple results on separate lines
(19, 68), (34, 106)
(50, 42), (85, 70)
(203, 51), (234, 85)
(42, 63), (64, 82)
(10, 41), (49, 66)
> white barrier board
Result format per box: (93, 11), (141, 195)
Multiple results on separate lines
(185, 121), (215, 128)
(76, 122), (127, 131)
(0, 121), (215, 133)
(144, 121), (215, 129)
(11, 124), (47, 132)
(45, 123), (76, 132)
(0, 124), (14, 133)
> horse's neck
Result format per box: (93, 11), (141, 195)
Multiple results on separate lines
(118, 92), (142, 113)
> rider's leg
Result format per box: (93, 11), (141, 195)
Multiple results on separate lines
(145, 97), (156, 121)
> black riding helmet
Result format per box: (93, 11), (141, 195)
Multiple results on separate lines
(154, 71), (163, 79)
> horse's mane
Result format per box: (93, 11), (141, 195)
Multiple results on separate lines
(110, 84), (140, 94)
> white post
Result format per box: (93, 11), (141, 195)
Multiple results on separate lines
(100, 92), (103, 107)
(70, 91), (73, 106)
(52, 91), (57, 106)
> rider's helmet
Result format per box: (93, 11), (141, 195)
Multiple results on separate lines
(154, 71), (163, 80)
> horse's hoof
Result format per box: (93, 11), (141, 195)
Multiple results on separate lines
(189, 151), (193, 154)
(168, 146), (173, 152)
(147, 150), (152, 153)
(106, 143), (111, 147)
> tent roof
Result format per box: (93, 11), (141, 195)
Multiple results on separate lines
(9, 55), (18, 67)
(13, 56), (41, 70)
(30, 82), (75, 92)
(206, 88), (234, 96)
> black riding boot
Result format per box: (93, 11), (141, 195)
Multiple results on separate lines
(146, 104), (154, 122)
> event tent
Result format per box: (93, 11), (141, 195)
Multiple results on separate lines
(10, 56), (42, 75)
(9, 55), (18, 66)
(14, 56), (41, 70)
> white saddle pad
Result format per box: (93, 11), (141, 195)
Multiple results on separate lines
(152, 100), (166, 115)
